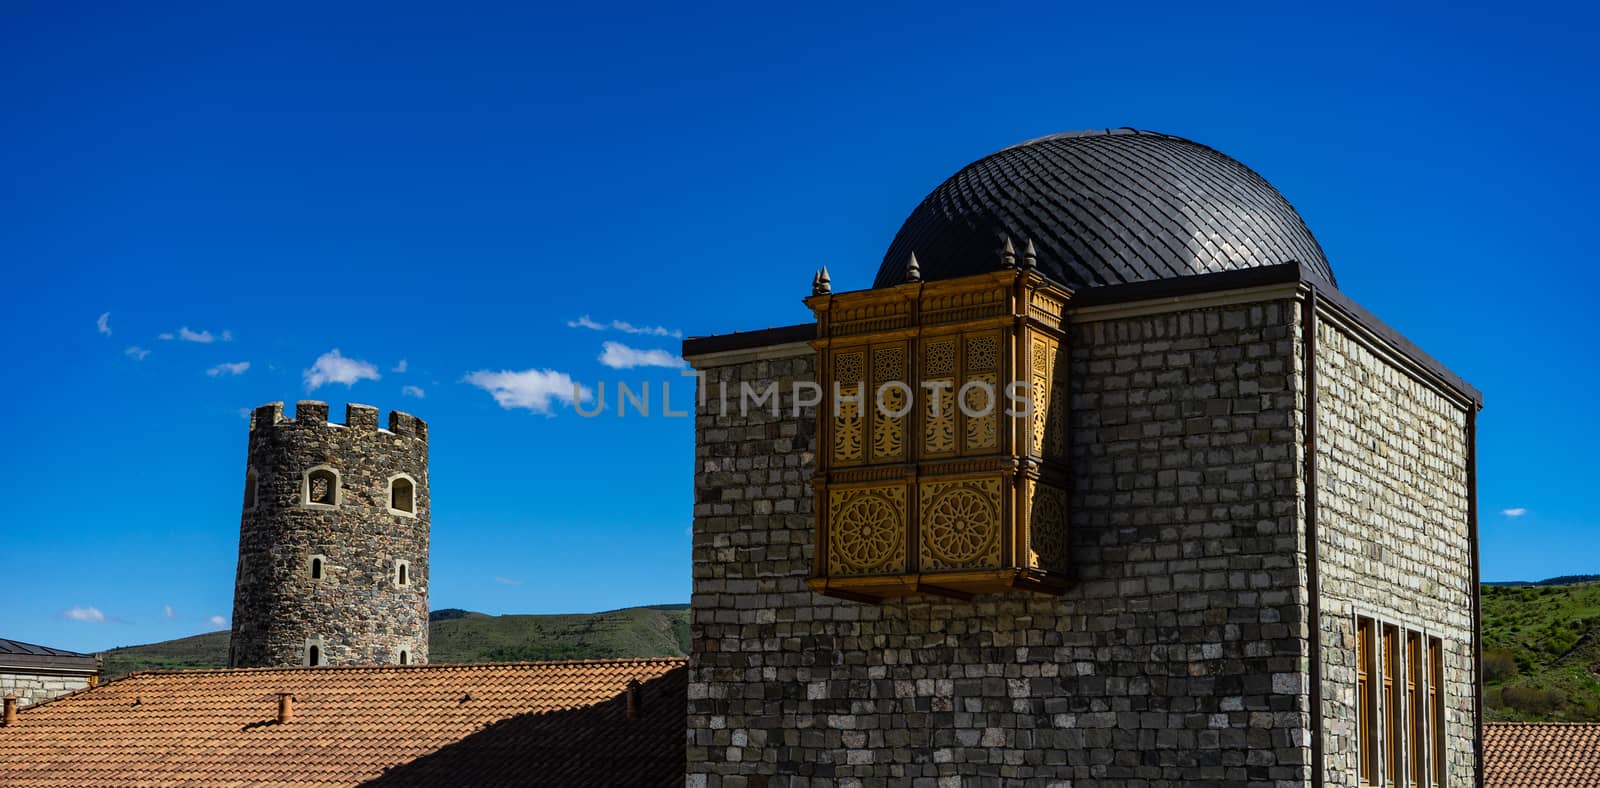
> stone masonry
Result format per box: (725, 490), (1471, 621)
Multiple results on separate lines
(1311, 316), (1477, 786)
(689, 299), (1318, 787)
(0, 672), (94, 709)
(686, 292), (1479, 787)
(228, 400), (430, 668)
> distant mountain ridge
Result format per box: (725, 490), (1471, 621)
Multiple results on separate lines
(1485, 574), (1600, 587)
(101, 604), (691, 680)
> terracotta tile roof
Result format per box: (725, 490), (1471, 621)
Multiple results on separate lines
(1485, 721), (1600, 788)
(0, 658), (686, 787)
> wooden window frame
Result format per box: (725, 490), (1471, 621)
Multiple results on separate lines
(1430, 637), (1446, 786)
(1383, 623), (1400, 784)
(1408, 631), (1425, 786)
(1358, 615), (1378, 786)
(1353, 611), (1451, 788)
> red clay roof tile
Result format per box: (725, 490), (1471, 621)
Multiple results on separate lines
(1484, 722), (1600, 788)
(0, 658), (686, 787)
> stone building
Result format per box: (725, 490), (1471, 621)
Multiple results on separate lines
(0, 638), (99, 708)
(683, 129), (1482, 786)
(228, 400), (430, 668)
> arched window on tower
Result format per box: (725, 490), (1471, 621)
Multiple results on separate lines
(308, 555), (326, 582)
(243, 467), (258, 511)
(388, 475), (416, 516)
(398, 649), (409, 665)
(302, 466), (340, 508)
(395, 559), (410, 588)
(304, 637), (325, 667)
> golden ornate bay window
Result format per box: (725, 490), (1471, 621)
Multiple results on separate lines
(803, 245), (1072, 601)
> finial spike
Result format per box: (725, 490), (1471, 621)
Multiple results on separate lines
(905, 252), (921, 283)
(998, 236), (1017, 269)
(813, 267), (831, 295)
(1021, 239), (1037, 269)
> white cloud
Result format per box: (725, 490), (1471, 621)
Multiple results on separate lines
(97, 312), (111, 336)
(207, 361), (251, 377)
(402, 385), (425, 399)
(221, 330), (233, 342)
(303, 349), (381, 391)
(494, 576), (523, 585)
(164, 604), (176, 619)
(599, 341), (685, 369)
(161, 326), (220, 343)
(392, 359), (408, 373)
(1502, 507), (1527, 517)
(567, 315), (682, 338)
(64, 606), (105, 623)
(208, 615), (228, 627)
(464, 368), (591, 415)
(125, 346), (151, 361)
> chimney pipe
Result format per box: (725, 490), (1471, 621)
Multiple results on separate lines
(624, 679), (642, 721)
(3, 695), (17, 726)
(277, 693), (294, 724)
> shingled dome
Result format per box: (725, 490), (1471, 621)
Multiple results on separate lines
(874, 128), (1334, 290)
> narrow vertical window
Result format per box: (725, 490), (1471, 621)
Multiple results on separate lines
(308, 644), (321, 666)
(395, 560), (410, 587)
(1358, 617), (1377, 785)
(1409, 632), (1425, 785)
(243, 468), (258, 511)
(1430, 637), (1445, 784)
(398, 649), (409, 665)
(310, 556), (323, 580)
(1383, 624), (1401, 785)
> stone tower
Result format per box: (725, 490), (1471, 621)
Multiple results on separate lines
(228, 400), (430, 668)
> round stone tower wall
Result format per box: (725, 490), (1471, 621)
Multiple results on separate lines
(228, 400), (430, 668)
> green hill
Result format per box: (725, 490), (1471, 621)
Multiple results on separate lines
(1482, 581), (1600, 721)
(101, 604), (690, 680)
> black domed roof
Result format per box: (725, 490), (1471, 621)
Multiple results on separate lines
(875, 129), (1334, 290)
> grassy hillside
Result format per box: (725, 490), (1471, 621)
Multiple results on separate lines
(1482, 581), (1600, 721)
(101, 605), (690, 680)
(100, 630), (233, 678)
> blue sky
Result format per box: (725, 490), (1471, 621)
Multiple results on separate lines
(2, 1), (1596, 653)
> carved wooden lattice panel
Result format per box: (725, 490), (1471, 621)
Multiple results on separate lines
(923, 339), (957, 455)
(828, 485), (907, 575)
(871, 345), (907, 462)
(1027, 480), (1069, 572)
(963, 333), (1000, 452)
(1030, 336), (1052, 457)
(918, 476), (1003, 571)
(834, 351), (864, 464)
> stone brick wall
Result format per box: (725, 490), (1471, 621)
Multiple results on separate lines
(1312, 316), (1476, 787)
(229, 401), (430, 668)
(0, 672), (92, 708)
(688, 299), (1315, 787)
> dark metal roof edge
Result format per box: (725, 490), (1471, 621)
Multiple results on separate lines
(1066, 262), (1308, 307)
(0, 653), (101, 672)
(0, 638), (95, 658)
(682, 323), (815, 358)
